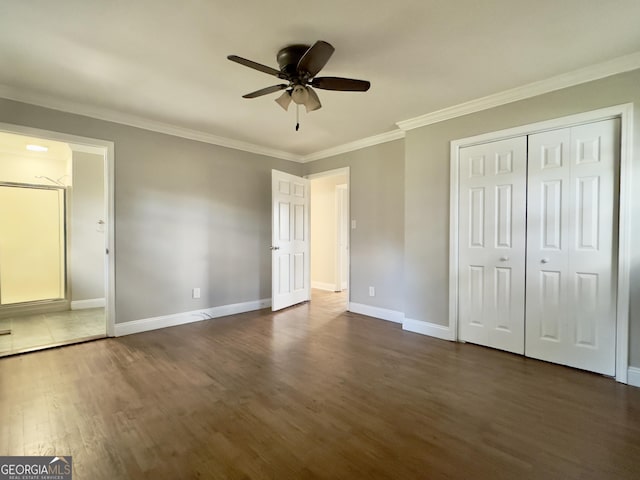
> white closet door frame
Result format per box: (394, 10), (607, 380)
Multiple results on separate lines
(449, 103), (634, 384)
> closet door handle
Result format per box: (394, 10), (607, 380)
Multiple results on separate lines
(541, 258), (550, 264)
(500, 256), (509, 261)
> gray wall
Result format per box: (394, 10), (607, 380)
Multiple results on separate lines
(404, 69), (640, 366)
(2, 68), (638, 369)
(304, 140), (405, 312)
(0, 98), (302, 324)
(70, 151), (105, 302)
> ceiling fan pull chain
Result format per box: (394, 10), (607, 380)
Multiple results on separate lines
(295, 103), (300, 131)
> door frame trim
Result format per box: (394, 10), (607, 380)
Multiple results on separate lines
(335, 183), (348, 292)
(0, 122), (116, 337)
(448, 103), (634, 383)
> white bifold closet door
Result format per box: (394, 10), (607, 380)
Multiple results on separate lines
(458, 137), (527, 354)
(526, 119), (619, 376)
(458, 119), (618, 376)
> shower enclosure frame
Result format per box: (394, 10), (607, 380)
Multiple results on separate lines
(0, 181), (69, 312)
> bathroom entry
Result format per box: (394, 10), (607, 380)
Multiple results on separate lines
(0, 131), (107, 355)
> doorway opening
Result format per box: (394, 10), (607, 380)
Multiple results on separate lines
(308, 167), (350, 311)
(0, 125), (114, 356)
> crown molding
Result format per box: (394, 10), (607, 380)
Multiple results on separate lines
(2, 51), (639, 163)
(396, 51), (640, 131)
(0, 81), (403, 163)
(0, 84), (301, 162)
(300, 129), (405, 163)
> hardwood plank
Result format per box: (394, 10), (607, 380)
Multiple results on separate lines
(0, 289), (639, 479)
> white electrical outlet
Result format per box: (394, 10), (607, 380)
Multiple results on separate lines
(192, 287), (201, 299)
(351, 219), (357, 229)
(369, 286), (375, 297)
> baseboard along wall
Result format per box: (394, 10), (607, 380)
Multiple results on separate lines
(402, 318), (455, 341)
(346, 301), (455, 343)
(311, 281), (338, 292)
(114, 298), (271, 336)
(70, 298), (106, 310)
(348, 302), (404, 324)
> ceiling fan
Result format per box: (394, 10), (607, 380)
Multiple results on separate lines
(227, 41), (370, 129)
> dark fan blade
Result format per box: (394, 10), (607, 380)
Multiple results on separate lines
(311, 77), (371, 91)
(227, 55), (285, 78)
(242, 84), (289, 99)
(297, 41), (334, 77)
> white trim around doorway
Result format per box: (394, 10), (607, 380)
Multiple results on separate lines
(335, 183), (349, 292)
(448, 103), (634, 384)
(0, 122), (116, 337)
(306, 167), (350, 181)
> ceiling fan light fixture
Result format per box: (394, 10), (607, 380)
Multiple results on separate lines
(290, 85), (309, 105)
(275, 91), (292, 111)
(228, 40), (370, 123)
(304, 87), (322, 112)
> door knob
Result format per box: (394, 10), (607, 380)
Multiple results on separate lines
(270, 246), (280, 250)
(500, 256), (509, 261)
(541, 258), (550, 263)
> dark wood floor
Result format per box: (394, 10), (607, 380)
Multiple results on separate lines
(1, 290), (639, 479)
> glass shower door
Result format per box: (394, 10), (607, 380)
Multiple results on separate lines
(0, 184), (66, 305)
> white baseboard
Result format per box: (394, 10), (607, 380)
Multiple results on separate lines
(628, 367), (640, 388)
(311, 281), (338, 292)
(114, 298), (271, 337)
(71, 298), (106, 310)
(402, 317), (455, 341)
(348, 302), (404, 324)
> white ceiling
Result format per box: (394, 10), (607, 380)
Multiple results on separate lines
(1, 0), (639, 159)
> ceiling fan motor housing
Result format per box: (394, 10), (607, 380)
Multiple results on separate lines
(276, 45), (311, 78)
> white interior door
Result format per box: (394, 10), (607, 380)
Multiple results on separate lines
(526, 119), (618, 375)
(272, 170), (310, 311)
(458, 137), (527, 354)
